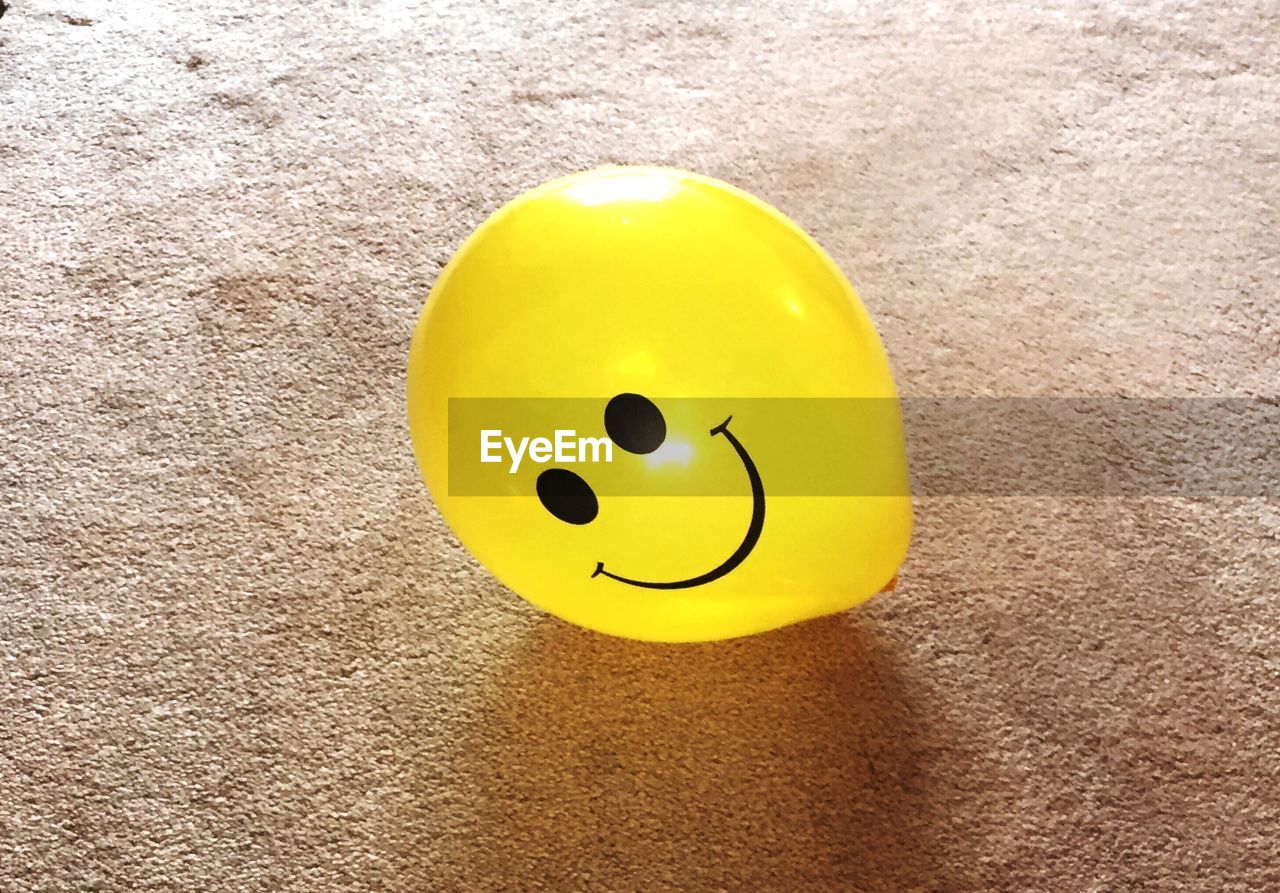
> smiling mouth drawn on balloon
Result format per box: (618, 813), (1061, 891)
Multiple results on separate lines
(533, 395), (767, 588)
(591, 415), (766, 590)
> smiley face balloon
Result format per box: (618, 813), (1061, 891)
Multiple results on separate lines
(407, 167), (911, 641)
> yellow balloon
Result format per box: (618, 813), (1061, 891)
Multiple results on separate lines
(407, 167), (911, 641)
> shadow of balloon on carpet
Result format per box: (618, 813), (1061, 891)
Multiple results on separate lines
(443, 610), (957, 891)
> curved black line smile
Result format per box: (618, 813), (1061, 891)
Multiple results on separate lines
(591, 415), (765, 589)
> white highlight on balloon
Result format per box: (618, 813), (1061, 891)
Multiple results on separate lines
(645, 438), (694, 470)
(564, 171), (679, 206)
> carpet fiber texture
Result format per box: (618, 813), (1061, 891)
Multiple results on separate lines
(3, 1), (1279, 890)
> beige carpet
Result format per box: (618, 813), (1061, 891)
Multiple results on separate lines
(3, 0), (1279, 889)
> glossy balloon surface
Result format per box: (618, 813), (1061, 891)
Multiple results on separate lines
(407, 167), (911, 641)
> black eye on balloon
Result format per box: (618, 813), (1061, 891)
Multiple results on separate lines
(604, 393), (666, 454)
(536, 468), (598, 525)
